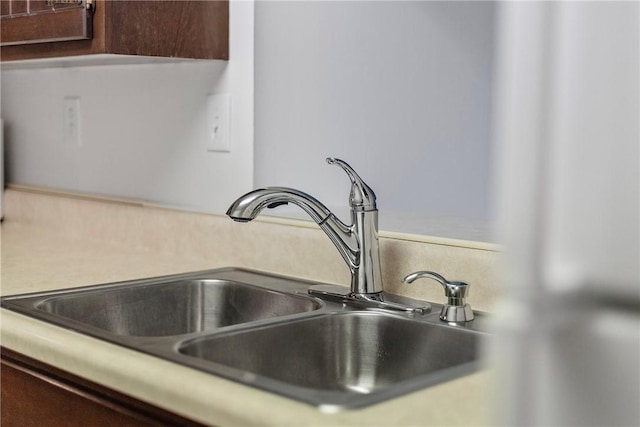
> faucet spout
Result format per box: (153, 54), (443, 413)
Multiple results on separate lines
(226, 187), (331, 224)
(226, 186), (362, 281)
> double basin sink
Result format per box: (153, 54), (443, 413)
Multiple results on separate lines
(1, 268), (488, 410)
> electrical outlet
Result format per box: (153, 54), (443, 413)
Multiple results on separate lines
(206, 94), (231, 152)
(64, 96), (81, 147)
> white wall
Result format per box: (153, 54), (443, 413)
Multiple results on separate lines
(1, 0), (496, 241)
(254, 1), (495, 236)
(0, 1), (254, 214)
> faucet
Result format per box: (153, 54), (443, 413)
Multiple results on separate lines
(226, 157), (430, 313)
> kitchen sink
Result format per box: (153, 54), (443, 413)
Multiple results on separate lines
(1, 267), (489, 410)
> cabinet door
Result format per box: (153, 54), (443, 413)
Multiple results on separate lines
(0, 348), (205, 427)
(0, 0), (93, 46)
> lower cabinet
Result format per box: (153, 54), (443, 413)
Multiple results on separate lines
(0, 347), (205, 427)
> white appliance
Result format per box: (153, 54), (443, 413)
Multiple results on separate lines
(492, 2), (639, 426)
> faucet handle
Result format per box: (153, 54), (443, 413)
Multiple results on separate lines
(327, 158), (377, 211)
(402, 271), (474, 322)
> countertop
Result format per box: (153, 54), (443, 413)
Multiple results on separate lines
(0, 189), (496, 426)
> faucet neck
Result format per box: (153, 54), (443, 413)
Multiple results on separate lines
(318, 209), (383, 295)
(350, 209), (383, 295)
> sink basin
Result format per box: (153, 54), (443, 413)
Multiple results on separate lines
(2, 269), (323, 339)
(179, 311), (483, 409)
(1, 268), (488, 410)
(34, 279), (321, 337)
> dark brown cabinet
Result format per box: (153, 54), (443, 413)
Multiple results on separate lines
(0, 0), (93, 47)
(0, 0), (228, 62)
(1, 347), (206, 427)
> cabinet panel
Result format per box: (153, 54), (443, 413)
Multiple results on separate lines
(0, 0), (92, 46)
(107, 1), (229, 59)
(1, 348), (206, 427)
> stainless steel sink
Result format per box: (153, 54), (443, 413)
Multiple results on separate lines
(1, 267), (489, 410)
(35, 279), (320, 337)
(179, 311), (483, 409)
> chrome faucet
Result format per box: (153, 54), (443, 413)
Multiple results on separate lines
(226, 157), (430, 313)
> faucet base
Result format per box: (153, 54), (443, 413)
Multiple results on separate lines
(308, 285), (431, 314)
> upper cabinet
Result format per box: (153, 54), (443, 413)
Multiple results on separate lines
(0, 0), (229, 62)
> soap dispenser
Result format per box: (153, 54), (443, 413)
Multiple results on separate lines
(402, 271), (474, 322)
